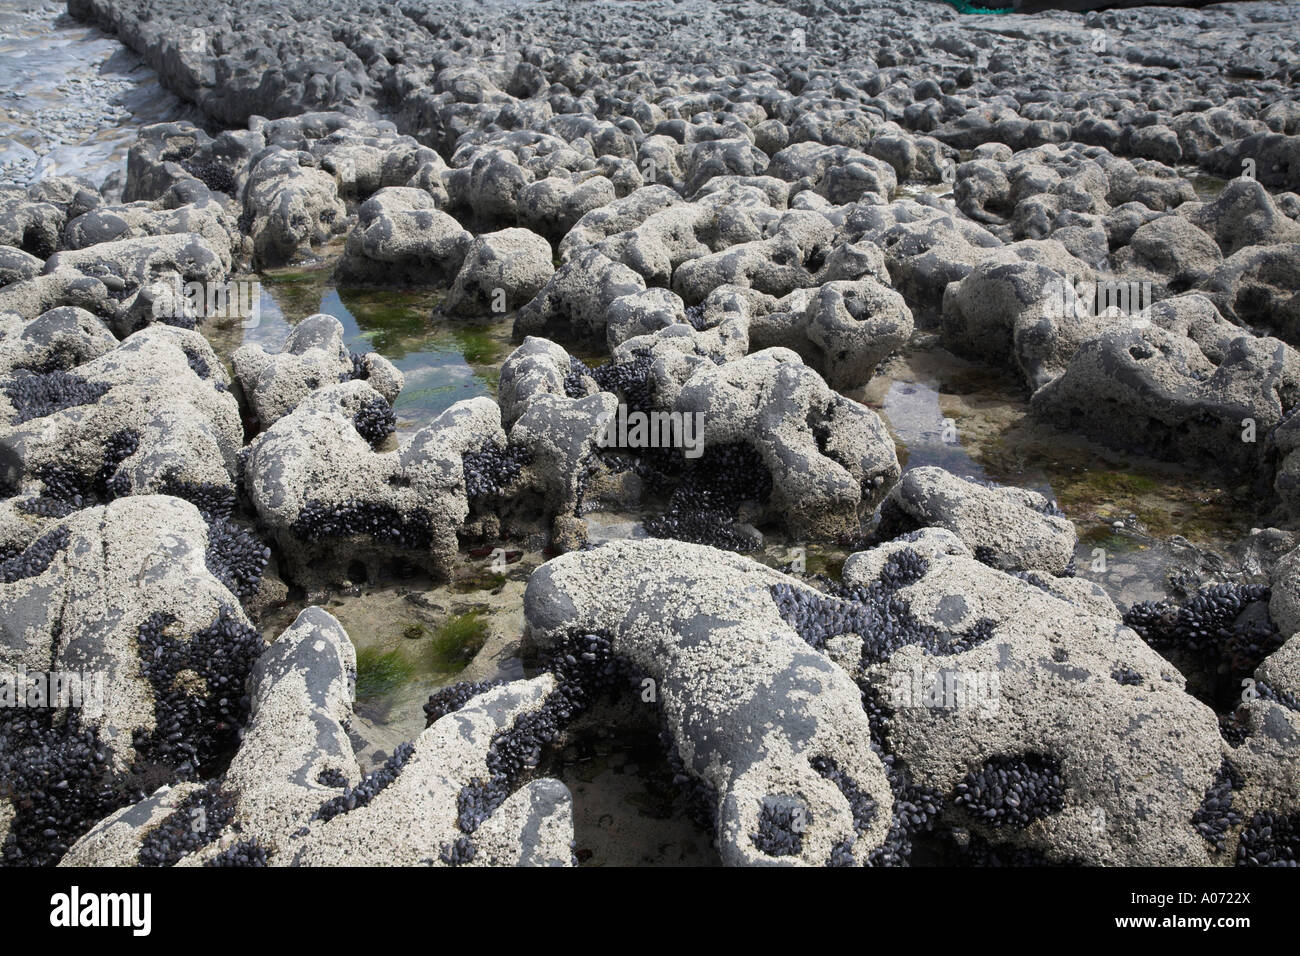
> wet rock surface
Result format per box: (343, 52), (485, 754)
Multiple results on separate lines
(0, 0), (196, 191)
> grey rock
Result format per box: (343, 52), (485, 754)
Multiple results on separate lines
(0, 307), (117, 377)
(1205, 243), (1300, 347)
(242, 393), (501, 586)
(877, 466), (1077, 575)
(750, 278), (913, 390)
(1185, 179), (1300, 257)
(444, 227), (555, 316)
(1, 325), (241, 532)
(336, 186), (470, 285)
(64, 608), (573, 866)
(232, 313), (401, 429)
(514, 248), (645, 342)
(1030, 323), (1300, 474)
(0, 496), (259, 777)
(524, 538), (893, 866)
(674, 349), (899, 538)
(841, 529), (1223, 866)
(244, 148), (347, 267)
(42, 232), (230, 336)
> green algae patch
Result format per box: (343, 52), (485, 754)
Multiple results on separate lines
(355, 646), (416, 700)
(453, 570), (508, 594)
(334, 287), (508, 366)
(448, 324), (508, 366)
(337, 286), (443, 356)
(754, 542), (849, 582)
(261, 266), (333, 320)
(1050, 465), (1255, 545)
(942, 0), (1012, 12)
(428, 611), (490, 670)
(1058, 470), (1159, 504)
(1077, 523), (1139, 554)
(805, 550), (846, 580)
(959, 412), (1259, 549)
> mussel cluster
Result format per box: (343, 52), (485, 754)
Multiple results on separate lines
(770, 549), (997, 663)
(352, 395), (396, 448)
(133, 606), (263, 775)
(138, 781), (236, 867)
(953, 753), (1066, 830)
(290, 499), (434, 550)
(1, 369), (108, 424)
(314, 741), (416, 824)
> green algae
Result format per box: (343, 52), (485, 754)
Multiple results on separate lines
(336, 286), (442, 356)
(452, 570), (508, 593)
(428, 610), (490, 670)
(355, 646), (416, 700)
(447, 324), (507, 366)
(261, 266), (333, 320)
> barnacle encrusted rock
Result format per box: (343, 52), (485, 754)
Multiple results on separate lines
(232, 313), (401, 429)
(335, 187), (471, 285)
(60, 605), (357, 865)
(242, 394), (503, 585)
(499, 341), (899, 543)
(605, 287), (690, 349)
(444, 227), (555, 316)
(524, 538), (895, 866)
(291, 675), (573, 866)
(0, 306), (118, 377)
(497, 335), (573, 428)
(508, 390), (618, 545)
(1270, 544), (1300, 641)
(42, 232), (232, 337)
(841, 529), (1225, 866)
(669, 210), (835, 305)
(61, 182), (239, 261)
(1205, 242), (1300, 346)
(1030, 323), (1300, 473)
(0, 324), (241, 550)
(876, 466), (1077, 575)
(1216, 605), (1300, 866)
(0, 496), (260, 769)
(244, 147), (348, 267)
(941, 258), (1093, 389)
(0, 267), (112, 324)
(513, 248), (645, 342)
(0, 496), (265, 862)
(672, 349), (900, 537)
(62, 608), (574, 867)
(748, 278), (914, 390)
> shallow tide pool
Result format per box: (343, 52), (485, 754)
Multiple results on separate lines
(204, 254), (514, 436)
